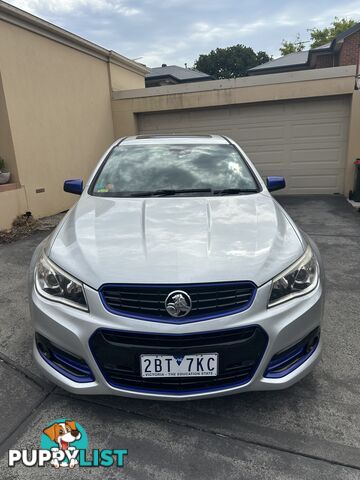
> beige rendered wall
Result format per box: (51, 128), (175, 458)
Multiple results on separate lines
(0, 19), (116, 220)
(0, 72), (18, 183)
(109, 63), (145, 91)
(0, 187), (27, 230)
(345, 90), (360, 195)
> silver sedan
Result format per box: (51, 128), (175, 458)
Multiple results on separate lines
(29, 135), (324, 400)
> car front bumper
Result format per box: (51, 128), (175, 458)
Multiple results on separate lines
(30, 272), (324, 400)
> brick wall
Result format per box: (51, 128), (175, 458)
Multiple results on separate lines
(339, 31), (360, 66)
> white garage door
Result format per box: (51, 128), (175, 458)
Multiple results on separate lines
(137, 96), (350, 194)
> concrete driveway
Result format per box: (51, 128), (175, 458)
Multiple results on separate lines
(1, 195), (360, 479)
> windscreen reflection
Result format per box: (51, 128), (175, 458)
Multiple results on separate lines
(92, 144), (258, 196)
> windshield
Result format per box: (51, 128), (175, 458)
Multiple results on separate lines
(90, 143), (259, 197)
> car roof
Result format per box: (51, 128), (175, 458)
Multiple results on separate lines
(121, 135), (229, 145)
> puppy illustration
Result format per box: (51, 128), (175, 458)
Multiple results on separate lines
(43, 420), (81, 468)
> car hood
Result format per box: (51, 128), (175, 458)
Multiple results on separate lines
(49, 193), (304, 290)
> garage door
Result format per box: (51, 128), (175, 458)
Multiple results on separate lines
(137, 96), (350, 194)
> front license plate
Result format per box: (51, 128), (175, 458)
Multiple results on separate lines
(140, 353), (218, 378)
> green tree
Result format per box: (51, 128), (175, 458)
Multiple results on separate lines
(309, 17), (357, 48)
(194, 44), (271, 79)
(280, 34), (306, 56)
(280, 17), (358, 55)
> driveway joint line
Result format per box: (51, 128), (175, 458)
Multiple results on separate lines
(0, 350), (49, 391)
(309, 233), (360, 238)
(56, 391), (360, 472)
(0, 387), (56, 458)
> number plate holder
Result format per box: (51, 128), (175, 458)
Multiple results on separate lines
(140, 353), (218, 378)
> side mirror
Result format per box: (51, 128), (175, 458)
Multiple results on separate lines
(64, 179), (83, 195)
(266, 176), (286, 192)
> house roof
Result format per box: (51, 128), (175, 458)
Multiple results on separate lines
(248, 22), (360, 75)
(333, 21), (360, 43)
(311, 42), (332, 50)
(249, 50), (309, 72)
(146, 65), (211, 82)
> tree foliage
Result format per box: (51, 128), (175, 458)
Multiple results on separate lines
(309, 17), (357, 48)
(279, 17), (358, 56)
(280, 34), (306, 56)
(194, 44), (271, 79)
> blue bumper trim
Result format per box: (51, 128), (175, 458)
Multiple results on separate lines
(264, 328), (320, 379)
(36, 335), (94, 383)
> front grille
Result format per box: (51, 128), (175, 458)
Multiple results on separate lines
(264, 327), (320, 379)
(89, 326), (268, 394)
(36, 333), (94, 383)
(99, 282), (256, 323)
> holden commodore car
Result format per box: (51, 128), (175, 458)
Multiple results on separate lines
(29, 135), (324, 400)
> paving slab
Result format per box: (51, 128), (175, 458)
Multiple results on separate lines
(277, 194), (360, 237)
(0, 361), (47, 447)
(0, 232), (49, 378)
(1, 394), (359, 480)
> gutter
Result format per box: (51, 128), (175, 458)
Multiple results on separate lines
(145, 74), (212, 83)
(248, 63), (310, 76)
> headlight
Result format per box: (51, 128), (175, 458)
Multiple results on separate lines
(35, 253), (88, 311)
(268, 245), (319, 308)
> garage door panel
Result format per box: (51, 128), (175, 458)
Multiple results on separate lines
(242, 150), (286, 168)
(229, 103), (287, 119)
(291, 174), (339, 188)
(230, 126), (286, 141)
(184, 108), (231, 124)
(283, 96), (349, 115)
(137, 96), (350, 194)
(291, 122), (343, 139)
(291, 147), (343, 164)
(290, 172), (343, 190)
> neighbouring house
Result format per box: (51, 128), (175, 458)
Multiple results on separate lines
(145, 64), (212, 87)
(248, 22), (360, 75)
(0, 0), (148, 230)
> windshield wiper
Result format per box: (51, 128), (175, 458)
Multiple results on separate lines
(99, 188), (257, 197)
(213, 188), (258, 196)
(126, 188), (214, 197)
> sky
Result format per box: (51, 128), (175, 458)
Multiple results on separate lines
(6, 0), (360, 68)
